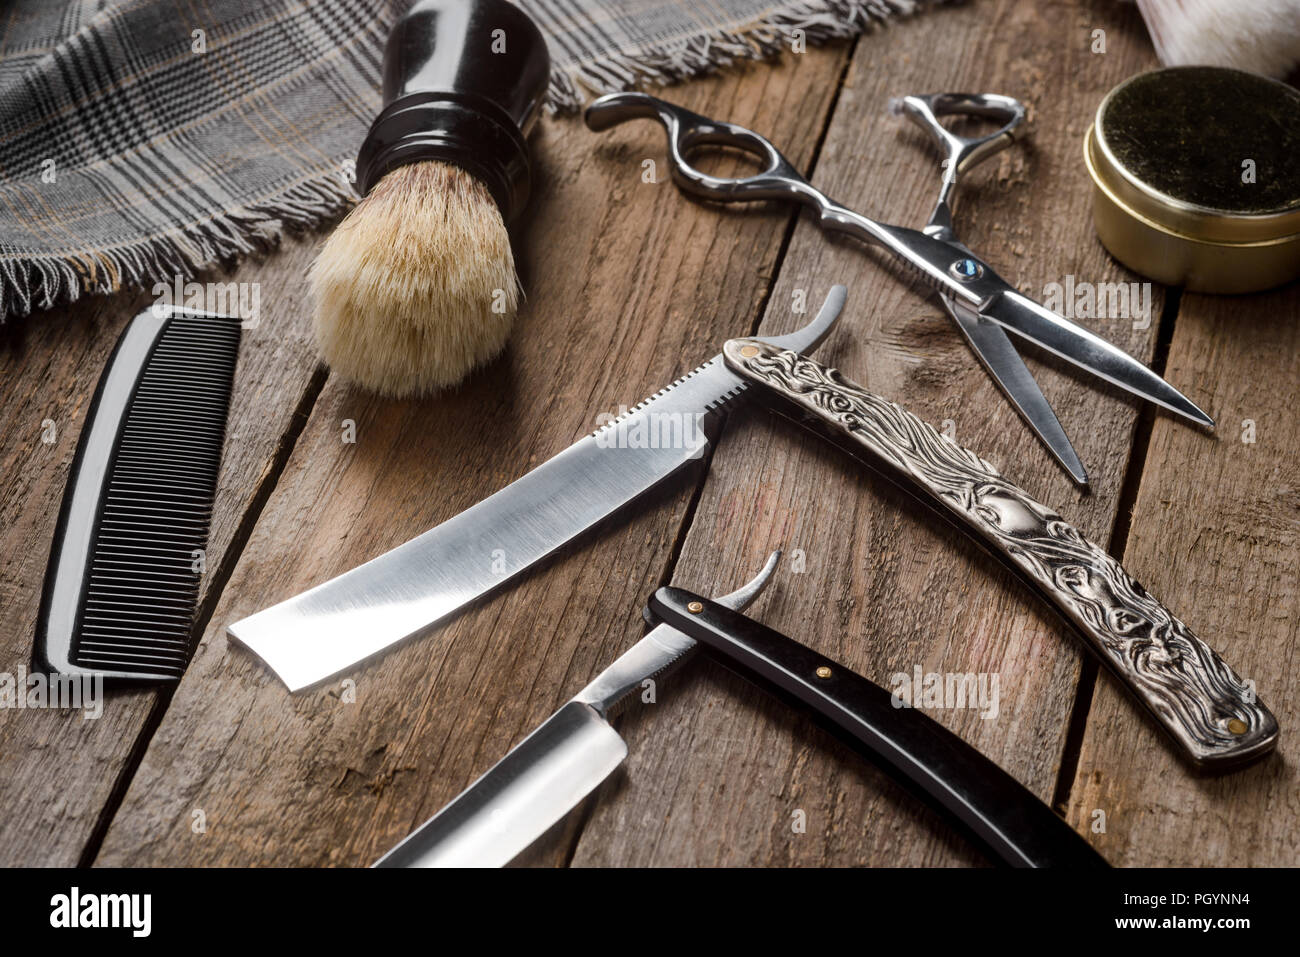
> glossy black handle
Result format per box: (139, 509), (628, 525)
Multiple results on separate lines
(380, 0), (550, 130)
(648, 587), (1108, 869)
(356, 0), (550, 216)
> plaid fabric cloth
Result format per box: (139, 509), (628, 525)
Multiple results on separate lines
(0, 0), (933, 318)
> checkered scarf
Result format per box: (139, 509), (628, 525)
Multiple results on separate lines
(0, 0), (934, 318)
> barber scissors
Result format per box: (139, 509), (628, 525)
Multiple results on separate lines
(584, 92), (1214, 486)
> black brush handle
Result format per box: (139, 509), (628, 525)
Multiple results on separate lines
(648, 587), (1108, 869)
(356, 0), (550, 216)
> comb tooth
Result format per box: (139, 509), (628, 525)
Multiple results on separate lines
(77, 637), (189, 651)
(86, 593), (196, 610)
(78, 646), (189, 664)
(80, 622), (192, 638)
(113, 442), (223, 461)
(94, 571), (203, 584)
(93, 530), (206, 546)
(90, 558), (198, 574)
(119, 418), (228, 438)
(86, 572), (199, 590)
(88, 584), (196, 599)
(130, 382), (228, 397)
(105, 491), (212, 508)
(65, 312), (239, 677)
(77, 655), (187, 672)
(81, 620), (192, 638)
(129, 391), (230, 413)
(81, 613), (196, 632)
(81, 609), (196, 628)
(79, 630), (191, 644)
(92, 545), (204, 561)
(111, 454), (222, 472)
(117, 430), (225, 448)
(97, 524), (209, 536)
(74, 647), (187, 670)
(105, 469), (219, 492)
(100, 499), (213, 516)
(126, 438), (220, 452)
(76, 657), (185, 670)
(98, 513), (211, 531)
(80, 643), (189, 656)
(152, 342), (240, 359)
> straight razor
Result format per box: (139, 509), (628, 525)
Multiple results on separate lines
(228, 288), (846, 690)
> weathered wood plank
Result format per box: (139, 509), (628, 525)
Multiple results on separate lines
(569, 0), (1170, 866)
(0, 235), (325, 865)
(1066, 285), (1300, 865)
(92, 49), (852, 866)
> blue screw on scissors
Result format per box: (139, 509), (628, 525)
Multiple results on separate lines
(584, 91), (1215, 487)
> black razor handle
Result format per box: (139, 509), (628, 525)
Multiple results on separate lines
(648, 587), (1108, 869)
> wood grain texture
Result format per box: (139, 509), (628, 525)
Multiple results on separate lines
(0, 0), (1286, 869)
(0, 235), (325, 865)
(1066, 285), (1300, 865)
(92, 49), (852, 866)
(569, 0), (1169, 866)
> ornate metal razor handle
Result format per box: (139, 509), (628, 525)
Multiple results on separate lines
(723, 338), (1277, 769)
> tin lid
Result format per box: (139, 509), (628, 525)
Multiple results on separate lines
(1088, 66), (1300, 245)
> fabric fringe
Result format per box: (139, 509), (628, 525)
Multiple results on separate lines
(0, 172), (358, 319)
(0, 0), (944, 317)
(545, 0), (936, 111)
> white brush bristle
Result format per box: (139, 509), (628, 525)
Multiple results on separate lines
(310, 161), (519, 397)
(1136, 0), (1300, 78)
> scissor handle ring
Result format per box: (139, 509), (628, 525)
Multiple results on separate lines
(890, 92), (1026, 176)
(584, 92), (813, 205)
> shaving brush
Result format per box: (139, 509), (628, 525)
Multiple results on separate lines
(312, 0), (550, 396)
(1134, 0), (1300, 79)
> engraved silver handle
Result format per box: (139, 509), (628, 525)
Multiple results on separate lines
(723, 338), (1278, 769)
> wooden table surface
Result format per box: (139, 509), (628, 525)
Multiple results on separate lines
(1, 0), (1296, 868)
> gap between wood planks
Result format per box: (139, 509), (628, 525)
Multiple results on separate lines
(76, 49), (856, 867)
(1049, 287), (1185, 817)
(77, 365), (331, 867)
(557, 37), (864, 868)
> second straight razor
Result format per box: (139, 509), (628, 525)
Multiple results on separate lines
(373, 553), (781, 867)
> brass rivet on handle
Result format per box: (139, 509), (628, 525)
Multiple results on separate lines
(687, 601), (703, 613)
(739, 344), (760, 358)
(815, 666), (832, 679)
(1227, 718), (1248, 736)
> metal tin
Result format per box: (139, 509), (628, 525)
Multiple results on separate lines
(1084, 66), (1300, 293)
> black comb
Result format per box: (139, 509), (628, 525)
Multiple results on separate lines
(34, 305), (241, 681)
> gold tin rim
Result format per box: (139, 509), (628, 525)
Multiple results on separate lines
(1089, 68), (1300, 245)
(1084, 126), (1300, 252)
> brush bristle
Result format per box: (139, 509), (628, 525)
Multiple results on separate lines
(310, 161), (519, 397)
(1136, 0), (1300, 78)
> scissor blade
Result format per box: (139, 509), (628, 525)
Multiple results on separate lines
(980, 291), (1214, 426)
(945, 297), (1089, 486)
